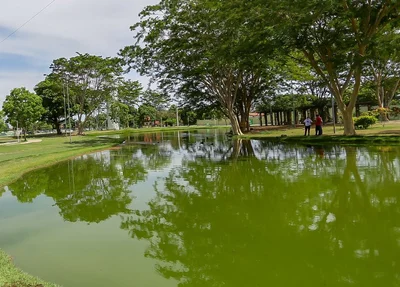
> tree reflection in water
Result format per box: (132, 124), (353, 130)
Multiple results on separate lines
(2, 133), (400, 286)
(121, 140), (400, 287)
(5, 142), (173, 223)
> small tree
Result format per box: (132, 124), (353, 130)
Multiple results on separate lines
(136, 104), (157, 127)
(0, 110), (8, 132)
(2, 88), (45, 141)
(110, 102), (131, 128)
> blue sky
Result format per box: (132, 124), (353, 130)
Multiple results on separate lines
(0, 0), (154, 106)
(0, 51), (47, 71)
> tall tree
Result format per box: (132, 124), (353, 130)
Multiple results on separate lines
(136, 104), (157, 127)
(50, 54), (123, 134)
(276, 0), (400, 135)
(365, 25), (400, 117)
(2, 88), (45, 140)
(34, 73), (70, 134)
(121, 0), (278, 135)
(110, 79), (142, 128)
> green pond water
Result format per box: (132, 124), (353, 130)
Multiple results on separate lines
(1, 130), (400, 287)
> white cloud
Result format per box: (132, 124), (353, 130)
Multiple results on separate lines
(0, 0), (156, 105)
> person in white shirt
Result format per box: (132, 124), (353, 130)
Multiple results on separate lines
(304, 116), (312, 136)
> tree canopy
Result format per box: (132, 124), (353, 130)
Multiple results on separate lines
(2, 88), (45, 140)
(121, 0), (400, 135)
(49, 54), (124, 134)
(0, 110), (7, 132)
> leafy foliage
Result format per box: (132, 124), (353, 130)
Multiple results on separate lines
(361, 110), (380, 119)
(2, 88), (45, 140)
(34, 74), (70, 134)
(354, 116), (377, 129)
(49, 54), (123, 134)
(121, 0), (280, 135)
(0, 110), (7, 132)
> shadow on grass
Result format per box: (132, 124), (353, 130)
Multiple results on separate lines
(377, 130), (400, 135)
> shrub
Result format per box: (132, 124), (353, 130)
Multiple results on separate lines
(360, 110), (380, 119)
(354, 116), (377, 129)
(390, 106), (400, 117)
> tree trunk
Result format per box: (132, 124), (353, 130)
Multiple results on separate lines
(56, 124), (62, 135)
(302, 110), (307, 122)
(286, 111), (290, 125)
(270, 112), (273, 126)
(334, 106), (339, 124)
(77, 114), (83, 135)
(310, 110), (315, 121)
(239, 116), (247, 132)
(259, 113), (263, 126)
(228, 110), (243, 135)
(341, 108), (356, 135)
(378, 104), (390, 121)
(78, 122), (84, 135)
(245, 113), (250, 132)
(264, 113), (268, 126)
(327, 106), (332, 122)
(356, 104), (360, 117)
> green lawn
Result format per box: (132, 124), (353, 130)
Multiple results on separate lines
(0, 250), (58, 287)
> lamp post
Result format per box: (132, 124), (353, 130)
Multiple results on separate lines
(62, 81), (68, 137)
(176, 106), (179, 127)
(270, 100), (275, 126)
(16, 120), (20, 143)
(331, 94), (336, 134)
(66, 76), (72, 143)
(269, 104), (272, 126)
(44, 73), (69, 139)
(292, 94), (296, 128)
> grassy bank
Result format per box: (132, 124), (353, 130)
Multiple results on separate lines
(0, 135), (121, 188)
(0, 250), (57, 287)
(240, 123), (400, 144)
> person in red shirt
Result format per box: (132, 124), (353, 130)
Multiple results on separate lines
(315, 114), (323, 136)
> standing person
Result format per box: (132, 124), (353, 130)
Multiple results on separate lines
(315, 114), (323, 136)
(303, 116), (312, 136)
